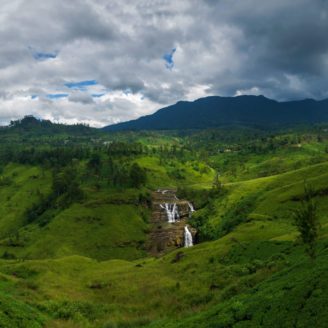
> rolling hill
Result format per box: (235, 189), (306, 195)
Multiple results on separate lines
(0, 123), (327, 327)
(1, 159), (328, 327)
(103, 95), (328, 131)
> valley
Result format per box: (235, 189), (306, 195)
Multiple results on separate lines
(0, 117), (327, 327)
(2, 1), (327, 327)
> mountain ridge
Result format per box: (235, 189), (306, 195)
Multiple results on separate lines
(103, 95), (328, 131)
(1, 115), (97, 136)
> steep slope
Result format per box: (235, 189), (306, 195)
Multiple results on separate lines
(147, 189), (196, 254)
(103, 95), (328, 131)
(0, 161), (327, 327)
(0, 164), (148, 261)
(0, 156), (213, 261)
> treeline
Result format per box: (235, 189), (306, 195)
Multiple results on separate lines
(0, 143), (146, 167)
(87, 154), (147, 188)
(25, 158), (147, 226)
(25, 166), (85, 226)
(238, 134), (319, 154)
(106, 142), (145, 156)
(0, 146), (91, 167)
(4, 115), (94, 136)
(0, 141), (191, 168)
(186, 127), (328, 155)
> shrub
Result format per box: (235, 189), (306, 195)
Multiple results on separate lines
(0, 176), (12, 186)
(292, 184), (320, 259)
(129, 163), (147, 188)
(43, 300), (106, 321)
(2, 251), (16, 260)
(218, 193), (258, 237)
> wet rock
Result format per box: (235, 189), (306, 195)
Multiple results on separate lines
(147, 189), (197, 255)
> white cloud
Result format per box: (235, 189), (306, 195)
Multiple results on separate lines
(235, 87), (261, 97)
(0, 0), (327, 126)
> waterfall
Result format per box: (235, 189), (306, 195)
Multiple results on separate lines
(184, 226), (193, 248)
(160, 203), (179, 223)
(157, 189), (168, 194)
(188, 202), (195, 212)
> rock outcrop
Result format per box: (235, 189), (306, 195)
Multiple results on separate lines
(147, 189), (196, 255)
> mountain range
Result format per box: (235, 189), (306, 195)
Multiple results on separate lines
(103, 95), (328, 131)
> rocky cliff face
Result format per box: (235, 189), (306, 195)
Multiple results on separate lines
(147, 189), (196, 255)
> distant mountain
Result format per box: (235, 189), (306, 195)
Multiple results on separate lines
(103, 95), (328, 131)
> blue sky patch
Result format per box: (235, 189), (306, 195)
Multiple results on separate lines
(123, 88), (132, 95)
(163, 48), (176, 69)
(46, 93), (68, 99)
(33, 51), (57, 61)
(64, 80), (98, 90)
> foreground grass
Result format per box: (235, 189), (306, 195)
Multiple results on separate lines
(0, 236), (327, 327)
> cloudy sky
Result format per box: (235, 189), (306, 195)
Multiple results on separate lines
(1, 0), (328, 127)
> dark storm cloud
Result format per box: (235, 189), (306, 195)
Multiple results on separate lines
(203, 0), (328, 99)
(0, 0), (327, 126)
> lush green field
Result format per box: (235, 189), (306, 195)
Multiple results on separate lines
(0, 121), (327, 327)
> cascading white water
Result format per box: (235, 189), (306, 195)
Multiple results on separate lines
(160, 203), (179, 223)
(188, 202), (195, 212)
(157, 189), (168, 194)
(184, 226), (193, 247)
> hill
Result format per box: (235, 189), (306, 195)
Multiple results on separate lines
(1, 115), (97, 136)
(0, 126), (327, 326)
(0, 160), (328, 327)
(103, 95), (328, 131)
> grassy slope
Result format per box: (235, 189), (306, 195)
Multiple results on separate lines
(16, 204), (148, 260)
(0, 164), (148, 261)
(0, 273), (45, 328)
(135, 156), (215, 189)
(0, 155), (214, 261)
(0, 159), (327, 326)
(201, 162), (328, 232)
(211, 141), (328, 183)
(0, 164), (52, 238)
(148, 252), (328, 328)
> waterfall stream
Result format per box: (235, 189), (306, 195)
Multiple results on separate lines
(188, 202), (195, 212)
(160, 203), (179, 223)
(184, 226), (193, 247)
(157, 190), (195, 248)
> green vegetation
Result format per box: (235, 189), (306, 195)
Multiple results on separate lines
(292, 184), (320, 259)
(0, 116), (327, 327)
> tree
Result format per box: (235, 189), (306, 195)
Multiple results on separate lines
(88, 153), (101, 174)
(129, 163), (146, 188)
(292, 183), (320, 260)
(212, 171), (222, 191)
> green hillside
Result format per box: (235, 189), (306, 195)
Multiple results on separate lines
(0, 123), (327, 327)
